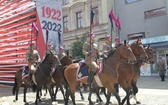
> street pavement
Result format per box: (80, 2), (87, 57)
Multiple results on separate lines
(0, 76), (168, 105)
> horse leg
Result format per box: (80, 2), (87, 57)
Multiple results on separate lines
(65, 87), (70, 105)
(69, 86), (76, 105)
(132, 82), (141, 104)
(35, 87), (41, 105)
(114, 83), (119, 93)
(95, 88), (103, 103)
(105, 92), (111, 105)
(59, 86), (66, 101)
(77, 86), (85, 100)
(108, 86), (122, 105)
(23, 84), (29, 103)
(48, 88), (54, 101)
(54, 86), (59, 100)
(88, 88), (94, 105)
(122, 88), (131, 105)
(44, 86), (48, 96)
(13, 74), (23, 102)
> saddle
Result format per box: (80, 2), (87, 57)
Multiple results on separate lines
(77, 59), (103, 79)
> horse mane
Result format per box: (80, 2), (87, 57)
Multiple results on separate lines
(42, 54), (50, 63)
(107, 43), (123, 57)
(107, 48), (116, 57)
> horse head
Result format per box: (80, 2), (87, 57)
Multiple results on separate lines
(60, 55), (73, 66)
(115, 40), (137, 64)
(130, 38), (148, 61)
(145, 45), (155, 64)
(43, 53), (61, 67)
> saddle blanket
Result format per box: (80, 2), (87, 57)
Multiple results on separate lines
(78, 64), (89, 78)
(22, 66), (29, 80)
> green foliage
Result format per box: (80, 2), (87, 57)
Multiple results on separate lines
(70, 34), (86, 59)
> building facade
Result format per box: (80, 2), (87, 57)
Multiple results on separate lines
(62, 0), (168, 76)
(62, 0), (114, 50)
(115, 0), (168, 76)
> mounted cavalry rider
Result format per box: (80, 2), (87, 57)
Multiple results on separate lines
(26, 43), (41, 84)
(82, 33), (101, 88)
(114, 37), (121, 48)
(103, 35), (112, 58)
(43, 43), (61, 81)
(58, 46), (66, 59)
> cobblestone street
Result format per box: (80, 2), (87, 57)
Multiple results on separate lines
(0, 76), (168, 105)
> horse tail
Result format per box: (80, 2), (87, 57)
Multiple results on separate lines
(12, 75), (17, 95)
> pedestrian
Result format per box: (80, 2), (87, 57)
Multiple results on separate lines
(103, 35), (112, 58)
(82, 33), (101, 88)
(157, 57), (166, 81)
(26, 43), (41, 85)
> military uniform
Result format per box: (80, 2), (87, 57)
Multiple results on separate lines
(103, 42), (111, 57)
(58, 51), (66, 59)
(26, 49), (41, 73)
(83, 41), (99, 73)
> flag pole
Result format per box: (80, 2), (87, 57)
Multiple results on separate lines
(111, 22), (113, 44)
(46, 29), (49, 54)
(89, 0), (92, 94)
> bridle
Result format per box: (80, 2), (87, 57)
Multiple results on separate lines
(131, 43), (146, 61)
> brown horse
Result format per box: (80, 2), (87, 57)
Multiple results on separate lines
(33, 53), (61, 105)
(12, 53), (60, 105)
(63, 40), (136, 105)
(118, 39), (148, 105)
(12, 66), (31, 105)
(52, 54), (73, 100)
(130, 45), (155, 104)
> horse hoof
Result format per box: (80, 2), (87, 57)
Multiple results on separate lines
(89, 101), (94, 105)
(13, 100), (17, 102)
(81, 96), (85, 100)
(100, 102), (104, 105)
(136, 101), (141, 104)
(52, 101), (58, 105)
(25, 102), (29, 105)
(96, 99), (100, 103)
(39, 99), (42, 102)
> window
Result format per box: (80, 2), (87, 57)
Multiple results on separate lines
(63, 16), (69, 32)
(125, 0), (140, 3)
(145, 7), (166, 18)
(76, 12), (83, 29)
(127, 32), (145, 40)
(62, 0), (69, 5)
(92, 7), (99, 25)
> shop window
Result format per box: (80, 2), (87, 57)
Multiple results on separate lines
(145, 7), (166, 19)
(128, 32), (145, 40)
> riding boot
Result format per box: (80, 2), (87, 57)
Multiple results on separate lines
(88, 71), (96, 88)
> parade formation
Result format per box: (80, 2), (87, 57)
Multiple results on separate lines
(0, 0), (168, 105)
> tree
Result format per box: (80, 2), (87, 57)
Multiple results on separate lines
(70, 34), (86, 59)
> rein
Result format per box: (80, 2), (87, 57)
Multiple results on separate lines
(38, 65), (51, 80)
(131, 43), (146, 61)
(38, 54), (57, 80)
